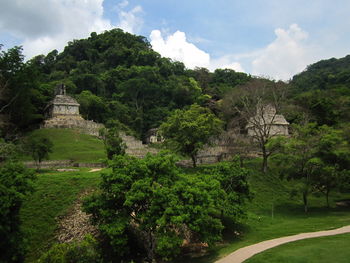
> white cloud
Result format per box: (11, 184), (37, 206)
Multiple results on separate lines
(150, 30), (244, 72)
(0, 0), (113, 58)
(209, 56), (245, 72)
(150, 30), (210, 69)
(118, 0), (129, 9)
(116, 5), (144, 34)
(251, 24), (315, 80)
(0, 0), (144, 59)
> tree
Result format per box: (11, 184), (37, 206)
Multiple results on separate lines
(268, 123), (320, 212)
(160, 104), (223, 167)
(268, 123), (350, 211)
(0, 161), (35, 262)
(0, 139), (19, 163)
(312, 125), (350, 207)
(25, 134), (53, 170)
(222, 79), (288, 173)
(99, 126), (126, 160)
(83, 153), (250, 262)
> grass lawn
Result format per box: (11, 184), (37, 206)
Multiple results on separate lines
(22, 128), (105, 163)
(20, 159), (350, 263)
(245, 233), (350, 263)
(182, 160), (350, 262)
(20, 168), (102, 262)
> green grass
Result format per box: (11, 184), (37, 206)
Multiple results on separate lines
(245, 233), (350, 263)
(20, 158), (350, 263)
(182, 160), (350, 262)
(20, 168), (102, 262)
(22, 128), (105, 162)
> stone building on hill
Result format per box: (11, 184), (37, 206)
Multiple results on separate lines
(42, 84), (103, 136)
(246, 104), (289, 138)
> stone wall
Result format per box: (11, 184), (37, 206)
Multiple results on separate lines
(120, 132), (159, 158)
(24, 160), (106, 169)
(42, 115), (104, 137)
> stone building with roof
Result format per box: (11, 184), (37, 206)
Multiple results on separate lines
(42, 84), (103, 136)
(246, 104), (289, 137)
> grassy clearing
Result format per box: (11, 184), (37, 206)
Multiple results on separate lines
(22, 128), (105, 162)
(245, 233), (350, 263)
(20, 158), (350, 263)
(20, 168), (102, 262)
(183, 160), (350, 262)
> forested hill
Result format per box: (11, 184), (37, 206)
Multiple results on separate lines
(1, 28), (350, 138)
(292, 55), (350, 92)
(0, 29), (251, 138)
(291, 55), (350, 126)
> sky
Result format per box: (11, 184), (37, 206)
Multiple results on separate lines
(1, 0), (349, 80)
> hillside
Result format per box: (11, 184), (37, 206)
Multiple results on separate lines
(23, 129), (105, 162)
(289, 56), (350, 126)
(1, 29), (251, 139)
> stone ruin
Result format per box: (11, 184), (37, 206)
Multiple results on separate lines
(246, 104), (289, 137)
(41, 84), (158, 158)
(190, 105), (289, 165)
(41, 84), (104, 136)
(120, 132), (158, 158)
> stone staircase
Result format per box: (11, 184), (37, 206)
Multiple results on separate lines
(120, 132), (158, 158)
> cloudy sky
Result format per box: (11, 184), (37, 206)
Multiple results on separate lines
(1, 0), (349, 80)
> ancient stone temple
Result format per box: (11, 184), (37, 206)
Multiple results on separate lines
(246, 104), (289, 137)
(42, 84), (104, 136)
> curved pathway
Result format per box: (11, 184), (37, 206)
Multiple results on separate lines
(215, 225), (350, 263)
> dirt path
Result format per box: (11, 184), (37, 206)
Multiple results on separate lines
(89, 168), (102, 172)
(215, 225), (350, 263)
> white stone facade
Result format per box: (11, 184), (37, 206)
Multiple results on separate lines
(246, 104), (289, 137)
(42, 92), (103, 137)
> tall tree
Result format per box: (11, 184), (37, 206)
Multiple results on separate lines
(160, 104), (223, 167)
(24, 134), (53, 170)
(84, 153), (249, 262)
(222, 79), (288, 172)
(268, 124), (350, 211)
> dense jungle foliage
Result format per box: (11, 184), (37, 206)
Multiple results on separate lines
(0, 29), (251, 139)
(1, 28), (350, 139)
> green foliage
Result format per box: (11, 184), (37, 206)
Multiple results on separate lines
(83, 153), (249, 262)
(1, 46), (45, 132)
(38, 235), (102, 263)
(291, 55), (350, 125)
(20, 169), (101, 262)
(24, 133), (53, 169)
(0, 138), (20, 163)
(269, 123), (350, 211)
(160, 104), (223, 167)
(76, 90), (107, 123)
(0, 161), (35, 263)
(99, 126), (126, 159)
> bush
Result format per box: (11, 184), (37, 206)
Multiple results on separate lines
(0, 162), (35, 263)
(38, 235), (102, 263)
(83, 153), (250, 262)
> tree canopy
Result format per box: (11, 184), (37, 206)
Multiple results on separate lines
(160, 104), (223, 167)
(83, 153), (250, 262)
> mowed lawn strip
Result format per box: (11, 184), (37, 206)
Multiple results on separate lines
(245, 233), (350, 263)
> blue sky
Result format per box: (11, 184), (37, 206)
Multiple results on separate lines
(1, 0), (349, 80)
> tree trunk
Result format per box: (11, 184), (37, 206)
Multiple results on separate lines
(261, 147), (268, 173)
(191, 154), (197, 168)
(240, 156), (244, 168)
(326, 189), (330, 208)
(303, 192), (308, 213)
